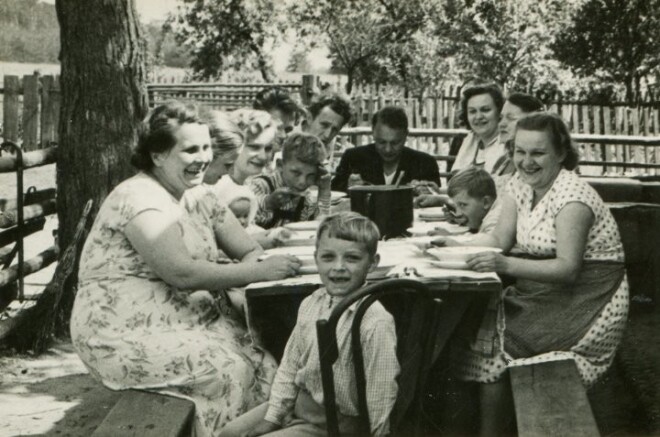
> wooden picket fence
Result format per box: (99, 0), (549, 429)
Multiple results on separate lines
(1, 73), (659, 175)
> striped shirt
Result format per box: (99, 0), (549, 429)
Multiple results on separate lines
(249, 171), (318, 229)
(265, 288), (400, 436)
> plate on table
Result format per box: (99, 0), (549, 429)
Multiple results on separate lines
(284, 221), (320, 232)
(426, 246), (501, 263)
(427, 260), (470, 270)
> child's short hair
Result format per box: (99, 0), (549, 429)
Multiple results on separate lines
(281, 132), (326, 166)
(316, 212), (380, 257)
(447, 167), (497, 199)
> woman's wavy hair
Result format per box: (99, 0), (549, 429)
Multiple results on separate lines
(515, 112), (580, 170)
(132, 100), (208, 171)
(207, 111), (244, 158)
(228, 108), (277, 145)
(459, 84), (505, 128)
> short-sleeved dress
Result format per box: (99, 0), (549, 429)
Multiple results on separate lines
(70, 173), (277, 436)
(454, 169), (629, 386)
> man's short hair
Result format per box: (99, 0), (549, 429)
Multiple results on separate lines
(308, 94), (353, 127)
(371, 106), (408, 132)
(507, 92), (545, 113)
(316, 211), (380, 257)
(253, 87), (303, 118)
(447, 167), (497, 199)
(281, 132), (326, 166)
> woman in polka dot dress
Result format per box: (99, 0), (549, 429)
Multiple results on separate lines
(452, 112), (628, 434)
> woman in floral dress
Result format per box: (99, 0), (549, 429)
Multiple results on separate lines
(70, 101), (301, 436)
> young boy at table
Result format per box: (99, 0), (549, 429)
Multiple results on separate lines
(250, 132), (326, 229)
(220, 212), (400, 437)
(430, 167), (503, 246)
(441, 167), (501, 234)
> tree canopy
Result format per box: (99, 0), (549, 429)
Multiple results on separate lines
(553, 0), (660, 100)
(168, 0), (282, 81)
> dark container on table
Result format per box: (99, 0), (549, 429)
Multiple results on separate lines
(348, 185), (414, 238)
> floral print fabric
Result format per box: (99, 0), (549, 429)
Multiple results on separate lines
(71, 173), (277, 436)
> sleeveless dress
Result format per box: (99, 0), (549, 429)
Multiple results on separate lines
(70, 173), (277, 436)
(453, 169), (629, 386)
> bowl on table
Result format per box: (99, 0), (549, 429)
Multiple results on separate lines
(279, 230), (317, 247)
(425, 246), (502, 269)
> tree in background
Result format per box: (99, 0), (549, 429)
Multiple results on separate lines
(288, 0), (427, 93)
(0, 0), (59, 62)
(55, 0), (148, 334)
(436, 0), (578, 90)
(144, 21), (192, 70)
(553, 0), (660, 101)
(169, 0), (282, 81)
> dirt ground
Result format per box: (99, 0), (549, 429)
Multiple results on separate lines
(0, 340), (121, 437)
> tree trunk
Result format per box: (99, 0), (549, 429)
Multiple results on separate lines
(54, 0), (148, 336)
(345, 67), (355, 94)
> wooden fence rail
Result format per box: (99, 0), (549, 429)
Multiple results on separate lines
(3, 74), (660, 174)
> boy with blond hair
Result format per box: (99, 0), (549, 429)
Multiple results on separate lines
(221, 212), (399, 436)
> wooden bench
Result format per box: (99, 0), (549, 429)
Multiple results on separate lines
(510, 360), (600, 437)
(91, 390), (195, 437)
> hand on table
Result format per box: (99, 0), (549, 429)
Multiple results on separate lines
(265, 188), (302, 210)
(267, 227), (293, 247)
(414, 194), (447, 208)
(260, 255), (301, 280)
(430, 236), (460, 247)
(411, 180), (440, 196)
(348, 173), (367, 188)
(466, 251), (509, 274)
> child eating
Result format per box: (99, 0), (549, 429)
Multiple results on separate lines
(220, 212), (400, 436)
(431, 167), (503, 245)
(250, 132), (327, 229)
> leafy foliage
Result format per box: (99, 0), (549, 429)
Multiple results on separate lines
(552, 0), (660, 100)
(287, 0), (428, 93)
(168, 0), (283, 81)
(0, 0), (59, 63)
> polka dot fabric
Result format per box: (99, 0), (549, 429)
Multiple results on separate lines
(452, 169), (629, 387)
(507, 169), (624, 262)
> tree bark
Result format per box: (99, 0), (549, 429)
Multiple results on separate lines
(55, 0), (148, 336)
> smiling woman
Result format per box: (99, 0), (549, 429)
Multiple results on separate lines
(69, 101), (303, 437)
(452, 84), (507, 175)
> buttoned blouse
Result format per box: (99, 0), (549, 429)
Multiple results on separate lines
(507, 169), (624, 262)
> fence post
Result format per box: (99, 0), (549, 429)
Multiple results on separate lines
(3, 76), (20, 143)
(301, 74), (316, 107)
(22, 73), (40, 151)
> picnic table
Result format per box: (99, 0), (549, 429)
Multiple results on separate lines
(245, 209), (502, 362)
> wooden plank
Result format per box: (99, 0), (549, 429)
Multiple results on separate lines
(22, 74), (40, 151)
(602, 106), (616, 174)
(0, 246), (58, 288)
(3, 76), (20, 143)
(40, 76), (57, 145)
(0, 199), (57, 228)
(0, 146), (58, 173)
(632, 107), (645, 175)
(0, 188), (56, 212)
(510, 360), (599, 437)
(0, 218), (46, 248)
(92, 390), (194, 437)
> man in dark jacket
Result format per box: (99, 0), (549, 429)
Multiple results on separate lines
(331, 106), (440, 192)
